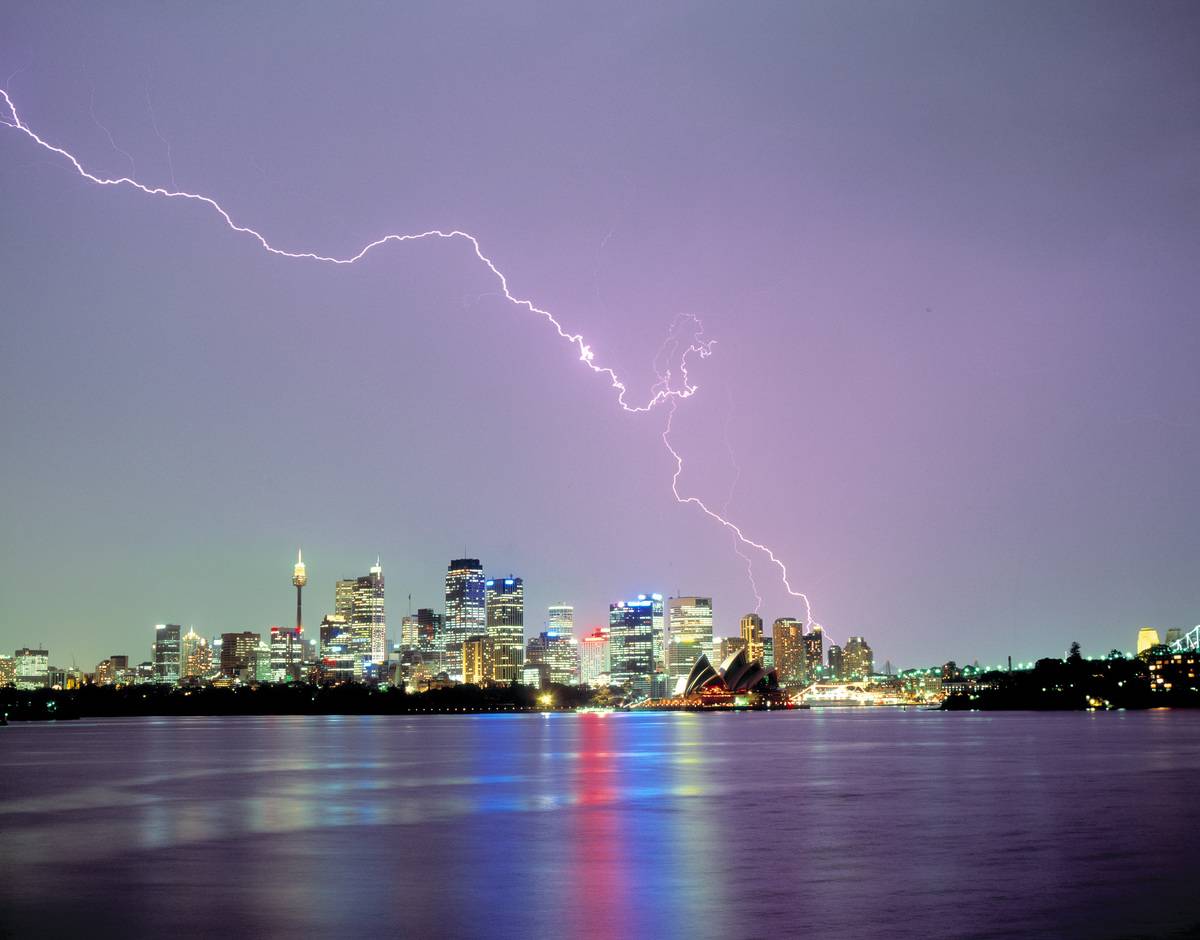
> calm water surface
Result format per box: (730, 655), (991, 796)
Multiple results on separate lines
(1, 710), (1198, 938)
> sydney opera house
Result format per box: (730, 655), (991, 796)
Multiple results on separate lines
(643, 647), (791, 709)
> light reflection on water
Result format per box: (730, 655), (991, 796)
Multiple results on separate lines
(1, 710), (1199, 939)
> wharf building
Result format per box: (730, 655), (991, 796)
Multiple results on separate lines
(444, 558), (486, 681)
(666, 596), (714, 686)
(486, 576), (525, 684)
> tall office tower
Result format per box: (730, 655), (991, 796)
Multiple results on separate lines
(292, 549), (307, 634)
(462, 635), (494, 686)
(609, 595), (661, 698)
(580, 628), (610, 686)
(773, 618), (805, 687)
(740, 614), (764, 663)
(254, 637), (274, 682)
(803, 625), (824, 681)
(827, 643), (844, 681)
(153, 624), (182, 684)
(0, 655), (13, 688)
(529, 630), (581, 685)
(667, 596), (714, 681)
(400, 615), (419, 650)
(548, 603), (574, 636)
(270, 625), (304, 681)
(336, 562), (386, 680)
(220, 632), (260, 678)
(843, 636), (874, 680)
(486, 576), (525, 684)
(762, 636), (774, 669)
(444, 558), (486, 681)
(14, 648), (49, 689)
(415, 608), (445, 671)
(181, 628), (212, 679)
(319, 614), (355, 681)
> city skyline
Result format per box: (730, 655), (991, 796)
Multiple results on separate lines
(1, 3), (1198, 685)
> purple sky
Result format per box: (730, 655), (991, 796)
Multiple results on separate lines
(1, 1), (1198, 671)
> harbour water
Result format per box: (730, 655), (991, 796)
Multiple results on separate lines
(2, 709), (1198, 938)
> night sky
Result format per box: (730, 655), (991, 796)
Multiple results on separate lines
(2, 1), (1198, 671)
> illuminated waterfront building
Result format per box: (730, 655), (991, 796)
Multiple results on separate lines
(803, 626), (824, 681)
(609, 594), (663, 698)
(220, 632), (260, 679)
(462, 635), (494, 686)
(580, 628), (610, 686)
(445, 558), (486, 681)
(333, 563), (386, 680)
(843, 636), (874, 680)
(318, 614), (355, 681)
(14, 649), (48, 689)
(773, 618), (805, 687)
(486, 576), (525, 684)
(153, 624), (182, 684)
(1147, 649), (1200, 693)
(269, 625), (304, 681)
(827, 643), (844, 680)
(522, 660), (550, 690)
(400, 614), (419, 650)
(740, 614), (764, 663)
(667, 596), (714, 683)
(719, 635), (747, 663)
(0, 655), (13, 688)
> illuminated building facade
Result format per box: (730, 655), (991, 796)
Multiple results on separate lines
(270, 625), (304, 681)
(803, 626), (824, 681)
(462, 635), (494, 686)
(400, 614), (419, 650)
(14, 648), (48, 689)
(153, 624), (182, 684)
(667, 596), (714, 683)
(843, 636), (874, 680)
(1137, 627), (1161, 655)
(827, 643), (844, 680)
(445, 558), (486, 681)
(773, 618), (805, 687)
(182, 629), (212, 679)
(548, 603), (574, 636)
(527, 630), (580, 685)
(486, 576), (525, 684)
(319, 614), (355, 681)
(415, 608), (444, 672)
(1147, 650), (1200, 694)
(609, 594), (663, 698)
(580, 628), (610, 686)
(0, 655), (13, 688)
(740, 613), (764, 663)
(220, 632), (260, 679)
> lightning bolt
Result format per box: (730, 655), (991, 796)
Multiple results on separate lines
(1, 86), (816, 628)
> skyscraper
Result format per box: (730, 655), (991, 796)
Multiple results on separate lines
(609, 594), (662, 698)
(486, 576), (525, 684)
(415, 608), (444, 672)
(528, 630), (580, 686)
(270, 625), (304, 681)
(319, 614), (355, 681)
(803, 626), (824, 682)
(827, 643), (844, 681)
(153, 624), (182, 684)
(773, 618), (805, 687)
(181, 628), (211, 679)
(667, 596), (713, 681)
(336, 562), (386, 680)
(444, 558), (485, 681)
(220, 632), (260, 679)
(843, 636), (874, 680)
(580, 628), (610, 687)
(462, 635), (494, 686)
(14, 648), (48, 690)
(548, 603), (574, 636)
(740, 613), (764, 663)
